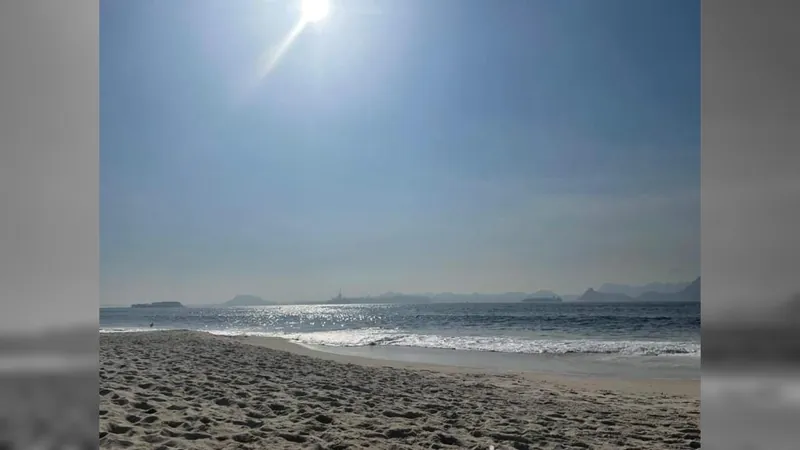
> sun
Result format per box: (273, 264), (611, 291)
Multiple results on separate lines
(301, 0), (330, 23)
(251, 0), (331, 83)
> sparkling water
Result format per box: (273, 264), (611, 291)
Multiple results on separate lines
(101, 301), (700, 378)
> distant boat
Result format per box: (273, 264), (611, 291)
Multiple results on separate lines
(131, 301), (184, 309)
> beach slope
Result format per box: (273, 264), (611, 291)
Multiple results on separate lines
(100, 331), (699, 449)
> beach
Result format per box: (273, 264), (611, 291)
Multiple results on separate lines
(100, 331), (699, 449)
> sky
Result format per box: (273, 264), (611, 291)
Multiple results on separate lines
(100, 0), (700, 305)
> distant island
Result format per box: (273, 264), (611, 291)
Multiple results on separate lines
(223, 295), (274, 307)
(596, 281), (692, 298)
(577, 277), (700, 303)
(326, 290), (432, 305)
(521, 295), (563, 303)
(145, 278), (700, 308)
(131, 301), (184, 308)
(417, 290), (563, 304)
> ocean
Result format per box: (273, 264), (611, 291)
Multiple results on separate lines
(100, 301), (700, 379)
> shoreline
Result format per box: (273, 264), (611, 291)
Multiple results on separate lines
(101, 330), (699, 449)
(234, 335), (699, 398)
(100, 328), (699, 392)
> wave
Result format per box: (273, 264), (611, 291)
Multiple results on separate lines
(222, 328), (698, 357)
(100, 327), (699, 357)
(100, 327), (162, 333)
(292, 331), (699, 357)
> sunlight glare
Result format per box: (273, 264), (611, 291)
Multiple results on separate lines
(247, 0), (331, 91)
(301, 0), (330, 24)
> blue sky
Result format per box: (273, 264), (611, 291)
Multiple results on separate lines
(101, 0), (700, 305)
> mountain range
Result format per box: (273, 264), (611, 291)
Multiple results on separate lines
(421, 291), (557, 304)
(144, 279), (701, 307)
(326, 292), (432, 305)
(577, 277), (700, 303)
(223, 295), (275, 307)
(596, 281), (693, 298)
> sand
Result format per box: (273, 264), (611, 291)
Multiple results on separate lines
(100, 331), (699, 449)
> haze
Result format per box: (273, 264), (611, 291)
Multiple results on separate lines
(100, 0), (700, 306)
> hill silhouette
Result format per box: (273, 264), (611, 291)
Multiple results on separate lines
(326, 293), (431, 305)
(223, 295), (274, 307)
(578, 277), (700, 302)
(597, 281), (692, 297)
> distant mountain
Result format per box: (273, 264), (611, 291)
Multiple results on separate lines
(426, 292), (537, 303)
(277, 281), (700, 306)
(579, 277), (700, 302)
(327, 293), (431, 305)
(521, 295), (562, 303)
(531, 290), (558, 298)
(680, 276), (701, 301)
(224, 295), (274, 307)
(358, 290), (573, 304)
(320, 290), (575, 304)
(639, 277), (700, 302)
(597, 281), (692, 297)
(393, 280), (702, 304)
(577, 288), (634, 303)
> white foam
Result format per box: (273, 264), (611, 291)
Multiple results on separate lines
(232, 328), (698, 357)
(100, 327), (164, 333)
(100, 327), (699, 357)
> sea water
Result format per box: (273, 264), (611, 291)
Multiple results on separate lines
(100, 302), (700, 379)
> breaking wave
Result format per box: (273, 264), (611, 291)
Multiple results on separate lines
(200, 328), (700, 357)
